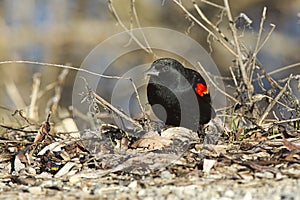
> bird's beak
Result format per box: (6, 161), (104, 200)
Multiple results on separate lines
(145, 66), (159, 76)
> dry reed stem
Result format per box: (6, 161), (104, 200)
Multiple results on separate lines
(0, 60), (146, 127)
(29, 73), (41, 120)
(4, 80), (26, 109)
(46, 68), (69, 115)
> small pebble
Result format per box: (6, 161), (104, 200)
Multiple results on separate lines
(224, 190), (235, 198)
(138, 189), (146, 196)
(160, 170), (173, 179)
(28, 186), (42, 194)
(128, 180), (138, 189)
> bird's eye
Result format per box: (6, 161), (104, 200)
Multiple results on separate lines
(163, 66), (169, 71)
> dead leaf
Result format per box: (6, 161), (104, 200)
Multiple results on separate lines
(130, 132), (172, 150)
(34, 113), (51, 143)
(131, 127), (197, 150)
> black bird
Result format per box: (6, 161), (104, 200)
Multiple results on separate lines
(146, 58), (214, 131)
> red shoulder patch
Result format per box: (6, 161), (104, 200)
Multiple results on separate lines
(195, 83), (208, 96)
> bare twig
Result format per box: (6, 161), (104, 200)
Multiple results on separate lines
(256, 24), (276, 56)
(0, 60), (122, 79)
(131, 0), (154, 55)
(128, 78), (146, 117)
(224, 0), (253, 100)
(257, 75), (292, 126)
(250, 7), (267, 82)
(0, 124), (37, 133)
(279, 74), (300, 83)
(192, 0), (230, 44)
(252, 7), (267, 59)
(0, 139), (33, 144)
(93, 91), (143, 131)
(172, 0), (237, 57)
(0, 60), (147, 119)
(201, 0), (225, 9)
(256, 61), (283, 90)
(252, 94), (296, 112)
(229, 66), (239, 89)
(249, 23), (276, 82)
(249, 9), (276, 84)
(12, 110), (34, 125)
(274, 118), (300, 124)
(239, 8), (280, 94)
(259, 62), (300, 78)
(108, 0), (153, 54)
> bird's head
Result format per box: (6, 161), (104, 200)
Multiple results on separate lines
(145, 58), (183, 78)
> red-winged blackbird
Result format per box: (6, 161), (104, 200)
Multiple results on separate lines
(146, 58), (214, 131)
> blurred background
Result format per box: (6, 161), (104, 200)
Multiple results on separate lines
(0, 0), (299, 123)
